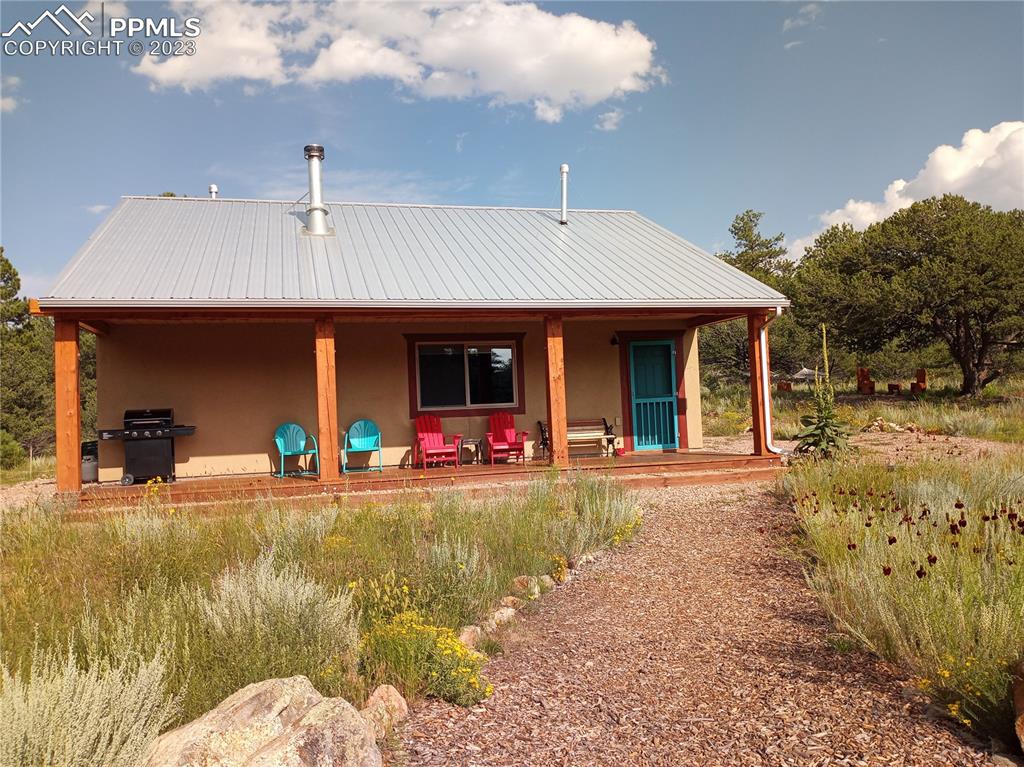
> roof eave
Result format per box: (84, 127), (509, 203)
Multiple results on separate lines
(35, 297), (791, 312)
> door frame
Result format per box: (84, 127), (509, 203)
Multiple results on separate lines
(617, 329), (689, 453)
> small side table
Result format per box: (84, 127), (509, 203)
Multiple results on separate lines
(459, 437), (485, 465)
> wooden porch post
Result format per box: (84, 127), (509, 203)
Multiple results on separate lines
(747, 312), (770, 456)
(314, 318), (341, 481)
(544, 315), (569, 466)
(54, 318), (81, 493)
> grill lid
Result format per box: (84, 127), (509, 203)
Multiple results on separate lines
(124, 408), (174, 427)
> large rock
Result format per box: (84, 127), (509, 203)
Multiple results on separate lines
(458, 625), (483, 648)
(359, 685), (409, 741)
(142, 676), (380, 767)
(483, 606), (516, 633)
(510, 575), (540, 599)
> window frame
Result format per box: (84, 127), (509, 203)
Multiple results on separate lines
(405, 333), (527, 418)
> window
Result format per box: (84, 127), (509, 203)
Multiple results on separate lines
(406, 334), (525, 417)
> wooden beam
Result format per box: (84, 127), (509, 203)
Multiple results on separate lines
(79, 320), (110, 336)
(682, 313), (745, 329)
(544, 315), (569, 466)
(314, 317), (341, 481)
(747, 313), (770, 456)
(54, 318), (81, 493)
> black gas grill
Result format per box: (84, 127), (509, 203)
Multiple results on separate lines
(98, 409), (196, 485)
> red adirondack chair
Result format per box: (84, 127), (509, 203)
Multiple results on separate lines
(412, 414), (461, 469)
(486, 411), (529, 465)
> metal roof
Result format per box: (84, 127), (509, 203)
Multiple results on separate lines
(41, 196), (789, 310)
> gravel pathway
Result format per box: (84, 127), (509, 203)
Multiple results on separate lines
(395, 482), (994, 766)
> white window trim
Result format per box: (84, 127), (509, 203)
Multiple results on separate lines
(414, 340), (519, 412)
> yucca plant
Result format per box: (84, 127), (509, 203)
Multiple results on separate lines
(795, 325), (851, 459)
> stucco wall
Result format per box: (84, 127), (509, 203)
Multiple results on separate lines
(95, 318), (704, 481)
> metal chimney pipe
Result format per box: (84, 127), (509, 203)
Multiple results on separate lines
(559, 163), (569, 225)
(304, 144), (329, 235)
(208, 184), (218, 200)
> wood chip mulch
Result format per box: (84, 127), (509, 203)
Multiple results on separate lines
(393, 481), (996, 766)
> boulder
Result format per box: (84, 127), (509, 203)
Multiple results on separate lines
(359, 685), (409, 741)
(500, 596), (523, 609)
(510, 575), (540, 599)
(458, 624), (483, 648)
(483, 606), (516, 633)
(141, 676), (380, 767)
(538, 575), (556, 591)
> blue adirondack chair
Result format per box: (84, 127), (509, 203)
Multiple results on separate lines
(343, 419), (383, 474)
(273, 422), (320, 478)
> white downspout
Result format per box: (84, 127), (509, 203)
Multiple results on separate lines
(760, 306), (786, 455)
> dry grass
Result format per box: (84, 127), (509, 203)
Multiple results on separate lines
(0, 474), (640, 755)
(783, 450), (1024, 742)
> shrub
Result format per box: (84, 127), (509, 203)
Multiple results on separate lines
(785, 451), (1024, 741)
(191, 554), (361, 713)
(250, 505), (338, 563)
(0, 646), (177, 767)
(421, 530), (496, 628)
(795, 326), (851, 459)
(0, 430), (26, 470)
(362, 611), (491, 706)
(78, 555), (362, 721)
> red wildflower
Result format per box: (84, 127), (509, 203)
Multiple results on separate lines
(927, 554), (937, 565)
(954, 499), (965, 510)
(847, 542), (857, 551)
(916, 566), (927, 579)
(887, 535), (897, 545)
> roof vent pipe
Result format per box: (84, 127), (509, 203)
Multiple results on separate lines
(304, 144), (329, 235)
(208, 184), (218, 200)
(559, 163), (569, 225)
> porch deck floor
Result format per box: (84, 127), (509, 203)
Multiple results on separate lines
(79, 451), (782, 507)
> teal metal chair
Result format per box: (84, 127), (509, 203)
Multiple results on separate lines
(343, 419), (383, 474)
(273, 422), (320, 478)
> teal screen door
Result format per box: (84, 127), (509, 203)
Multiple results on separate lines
(629, 340), (679, 450)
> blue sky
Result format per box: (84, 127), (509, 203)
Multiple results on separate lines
(1, 1), (1022, 297)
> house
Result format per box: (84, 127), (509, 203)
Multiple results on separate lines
(34, 145), (789, 495)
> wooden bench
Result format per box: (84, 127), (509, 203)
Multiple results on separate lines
(537, 418), (615, 458)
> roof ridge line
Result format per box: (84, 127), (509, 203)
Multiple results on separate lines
(119, 195), (636, 214)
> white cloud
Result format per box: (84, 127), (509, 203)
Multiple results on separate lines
(783, 3), (821, 33)
(132, 1), (665, 122)
(788, 121), (1024, 257)
(595, 107), (625, 132)
(134, 1), (294, 90)
(455, 132), (468, 153)
(1, 75), (21, 112)
(783, 40), (803, 51)
(84, 204), (110, 214)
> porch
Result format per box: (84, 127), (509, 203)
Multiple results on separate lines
(78, 448), (782, 508)
(46, 307), (779, 498)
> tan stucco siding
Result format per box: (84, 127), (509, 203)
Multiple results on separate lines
(96, 323), (318, 482)
(95, 318), (705, 481)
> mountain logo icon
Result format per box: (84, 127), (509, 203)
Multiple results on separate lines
(2, 4), (95, 37)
